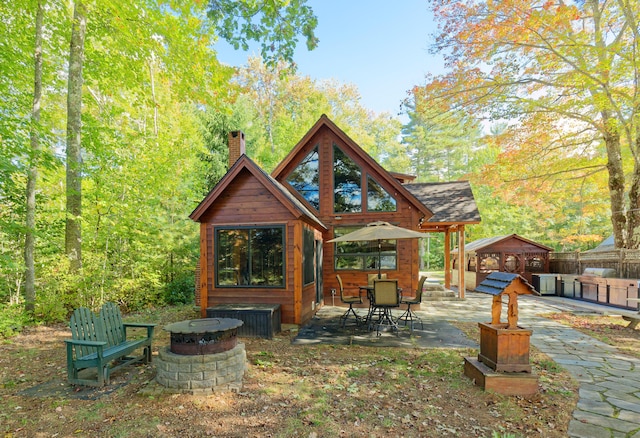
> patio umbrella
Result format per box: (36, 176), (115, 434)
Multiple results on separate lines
(328, 221), (424, 278)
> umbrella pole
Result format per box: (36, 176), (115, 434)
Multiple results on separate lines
(378, 239), (382, 279)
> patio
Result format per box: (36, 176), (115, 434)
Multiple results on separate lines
(292, 305), (478, 349)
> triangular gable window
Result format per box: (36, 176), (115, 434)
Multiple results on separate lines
(367, 176), (396, 212)
(286, 145), (320, 210)
(333, 144), (362, 213)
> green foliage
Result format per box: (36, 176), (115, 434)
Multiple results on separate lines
(0, 304), (28, 338)
(163, 274), (195, 305)
(231, 57), (404, 174)
(207, 0), (319, 66)
(491, 432), (517, 438)
(420, 0), (640, 248)
(422, 234), (445, 270)
(402, 99), (482, 182)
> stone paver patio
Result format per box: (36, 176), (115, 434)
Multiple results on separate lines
(426, 292), (640, 438)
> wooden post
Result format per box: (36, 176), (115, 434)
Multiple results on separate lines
(444, 228), (451, 289)
(458, 225), (465, 299)
(293, 222), (303, 325)
(491, 295), (502, 324)
(199, 223), (209, 318)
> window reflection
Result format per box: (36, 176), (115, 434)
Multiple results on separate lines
(333, 145), (362, 213)
(367, 176), (396, 212)
(216, 227), (284, 287)
(286, 146), (320, 210)
(333, 226), (396, 271)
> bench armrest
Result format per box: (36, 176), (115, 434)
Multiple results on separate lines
(123, 323), (157, 328)
(123, 323), (155, 339)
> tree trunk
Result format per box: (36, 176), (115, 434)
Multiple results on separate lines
(25, 0), (44, 314)
(602, 116), (627, 248)
(65, 0), (86, 273)
(628, 130), (640, 249)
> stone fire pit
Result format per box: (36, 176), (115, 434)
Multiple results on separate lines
(156, 318), (247, 394)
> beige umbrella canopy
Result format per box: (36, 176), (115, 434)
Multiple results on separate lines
(328, 221), (424, 277)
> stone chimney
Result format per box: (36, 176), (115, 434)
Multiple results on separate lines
(228, 131), (245, 168)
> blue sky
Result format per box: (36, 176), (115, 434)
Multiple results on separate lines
(214, 0), (444, 120)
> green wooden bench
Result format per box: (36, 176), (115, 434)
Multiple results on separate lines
(65, 302), (156, 387)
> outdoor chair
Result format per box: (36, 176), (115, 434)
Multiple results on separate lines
(398, 275), (427, 332)
(336, 274), (362, 327)
(370, 278), (400, 336)
(363, 273), (387, 325)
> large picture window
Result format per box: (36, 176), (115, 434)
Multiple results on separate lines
(286, 146), (320, 210)
(216, 226), (285, 287)
(333, 145), (362, 213)
(333, 226), (396, 271)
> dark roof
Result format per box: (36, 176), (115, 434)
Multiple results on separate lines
(404, 181), (481, 225)
(474, 272), (538, 296)
(451, 234), (553, 254)
(587, 235), (614, 252)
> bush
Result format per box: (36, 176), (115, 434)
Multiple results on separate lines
(0, 303), (29, 338)
(163, 275), (195, 305)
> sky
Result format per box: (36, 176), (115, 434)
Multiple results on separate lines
(214, 0), (445, 120)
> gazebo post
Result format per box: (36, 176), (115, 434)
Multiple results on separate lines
(457, 225), (465, 299)
(443, 228), (451, 289)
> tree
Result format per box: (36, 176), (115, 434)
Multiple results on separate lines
(65, 0), (86, 274)
(402, 97), (482, 182)
(232, 57), (404, 172)
(419, 0), (640, 248)
(24, 0), (44, 313)
(207, 0), (318, 66)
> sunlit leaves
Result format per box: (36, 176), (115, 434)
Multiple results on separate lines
(207, 0), (318, 66)
(421, 0), (640, 248)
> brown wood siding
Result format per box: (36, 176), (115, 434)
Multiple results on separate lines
(318, 162), (425, 307)
(201, 169), (305, 325)
(204, 220), (298, 324)
(203, 170), (294, 224)
(300, 283), (317, 322)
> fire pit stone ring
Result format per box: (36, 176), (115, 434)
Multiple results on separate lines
(156, 318), (246, 394)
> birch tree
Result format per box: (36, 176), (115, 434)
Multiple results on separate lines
(24, 0), (44, 313)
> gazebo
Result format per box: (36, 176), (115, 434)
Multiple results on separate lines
(451, 234), (552, 290)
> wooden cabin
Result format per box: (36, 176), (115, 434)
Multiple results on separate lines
(451, 234), (552, 290)
(190, 116), (480, 325)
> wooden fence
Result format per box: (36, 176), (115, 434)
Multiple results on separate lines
(550, 250), (640, 278)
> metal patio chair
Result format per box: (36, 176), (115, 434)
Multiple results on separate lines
(336, 274), (362, 327)
(370, 278), (400, 336)
(398, 275), (427, 332)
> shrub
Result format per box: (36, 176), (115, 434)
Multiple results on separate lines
(0, 303), (29, 338)
(163, 274), (195, 305)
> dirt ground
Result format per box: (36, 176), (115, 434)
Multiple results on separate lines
(1, 306), (637, 438)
